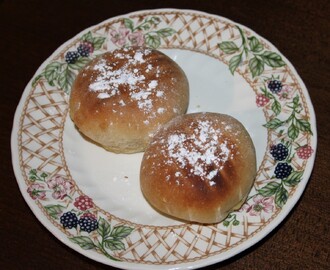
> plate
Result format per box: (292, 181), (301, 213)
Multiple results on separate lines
(11, 9), (317, 270)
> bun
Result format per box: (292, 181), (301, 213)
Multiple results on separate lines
(140, 112), (256, 223)
(69, 47), (189, 153)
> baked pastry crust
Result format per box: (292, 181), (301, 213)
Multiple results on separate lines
(140, 112), (256, 223)
(69, 47), (189, 153)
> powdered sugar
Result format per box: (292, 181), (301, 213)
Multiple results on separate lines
(118, 99), (126, 106)
(157, 107), (165, 114)
(164, 120), (235, 186)
(130, 90), (152, 100)
(89, 59), (145, 92)
(133, 51), (145, 63)
(97, 92), (111, 99)
(156, 91), (164, 97)
(87, 48), (161, 115)
(148, 80), (158, 89)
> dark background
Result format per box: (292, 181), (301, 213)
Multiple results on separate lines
(1, 0), (329, 269)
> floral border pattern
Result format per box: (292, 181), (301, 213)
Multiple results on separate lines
(27, 169), (133, 260)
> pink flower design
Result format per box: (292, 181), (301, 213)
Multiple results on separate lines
(278, 85), (294, 100)
(27, 183), (46, 200)
(242, 195), (274, 216)
(46, 175), (73, 200)
(128, 31), (145, 46)
(110, 26), (130, 46)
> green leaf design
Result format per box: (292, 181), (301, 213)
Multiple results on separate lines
(275, 185), (289, 208)
(32, 74), (43, 87)
(229, 54), (242, 75)
(29, 175), (37, 181)
(40, 172), (48, 178)
(28, 169), (47, 182)
(258, 182), (281, 197)
(81, 31), (93, 43)
(249, 56), (264, 77)
(44, 204), (66, 219)
(223, 213), (239, 227)
(110, 225), (134, 239)
(141, 23), (152, 31)
(44, 62), (62, 85)
(222, 220), (230, 227)
(271, 99), (282, 116)
(68, 57), (91, 70)
(283, 171), (303, 187)
(97, 217), (111, 239)
(233, 220), (240, 226)
(123, 18), (134, 31)
(150, 16), (161, 25)
(92, 36), (106, 50)
(104, 239), (125, 251)
(261, 51), (286, 68)
(219, 25), (287, 78)
(248, 37), (263, 52)
(293, 95), (300, 106)
(70, 236), (95, 250)
(288, 123), (299, 140)
(144, 33), (161, 49)
(295, 118), (312, 134)
(218, 41), (239, 54)
(263, 118), (283, 129)
(57, 67), (75, 94)
(156, 28), (176, 38)
(29, 169), (37, 181)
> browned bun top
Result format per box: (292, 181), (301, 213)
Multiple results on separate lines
(140, 112), (256, 223)
(69, 47), (189, 153)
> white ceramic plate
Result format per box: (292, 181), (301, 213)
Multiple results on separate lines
(11, 9), (317, 270)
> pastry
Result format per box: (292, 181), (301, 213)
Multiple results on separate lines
(140, 112), (256, 223)
(69, 47), (189, 153)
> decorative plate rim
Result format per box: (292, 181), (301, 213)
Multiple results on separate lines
(11, 8), (317, 270)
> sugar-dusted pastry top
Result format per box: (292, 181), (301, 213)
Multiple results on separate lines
(69, 47), (189, 153)
(140, 112), (256, 223)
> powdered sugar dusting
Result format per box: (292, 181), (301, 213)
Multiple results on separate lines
(157, 107), (165, 114)
(134, 51), (145, 63)
(156, 91), (164, 97)
(97, 92), (111, 99)
(89, 58), (146, 92)
(148, 80), (158, 89)
(87, 48), (162, 116)
(164, 119), (235, 186)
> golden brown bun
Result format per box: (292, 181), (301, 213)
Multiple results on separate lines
(69, 47), (189, 153)
(140, 112), (256, 224)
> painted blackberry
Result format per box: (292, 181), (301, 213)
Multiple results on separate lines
(274, 163), (292, 179)
(256, 94), (270, 107)
(77, 42), (93, 57)
(296, 145), (314, 159)
(79, 217), (98, 233)
(270, 143), (289, 161)
(81, 212), (97, 220)
(268, 80), (283, 94)
(60, 212), (78, 229)
(65, 51), (80, 64)
(74, 195), (94, 211)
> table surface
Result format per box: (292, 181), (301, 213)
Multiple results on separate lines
(1, 0), (329, 269)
